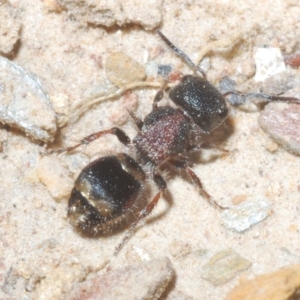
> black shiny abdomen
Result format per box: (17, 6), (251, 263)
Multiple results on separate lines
(68, 154), (146, 236)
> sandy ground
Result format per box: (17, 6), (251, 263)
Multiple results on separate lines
(1, 0), (300, 299)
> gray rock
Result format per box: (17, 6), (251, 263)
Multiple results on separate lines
(221, 200), (272, 233)
(65, 257), (175, 300)
(0, 56), (57, 142)
(56, 0), (163, 30)
(201, 249), (252, 286)
(259, 103), (300, 156)
(0, 2), (21, 54)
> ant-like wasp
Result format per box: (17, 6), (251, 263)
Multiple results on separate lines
(50, 30), (300, 255)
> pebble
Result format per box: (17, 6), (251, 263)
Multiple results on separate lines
(169, 240), (192, 259)
(65, 257), (174, 300)
(225, 264), (300, 300)
(145, 61), (159, 78)
(221, 200), (272, 233)
(32, 263), (89, 300)
(105, 52), (146, 88)
(0, 56), (57, 142)
(42, 0), (62, 12)
(158, 64), (173, 79)
(254, 48), (286, 82)
(284, 51), (300, 69)
(259, 103), (300, 156)
(50, 93), (70, 128)
(56, 0), (163, 30)
(36, 156), (74, 201)
(0, 2), (21, 54)
(200, 249), (252, 286)
(219, 76), (245, 106)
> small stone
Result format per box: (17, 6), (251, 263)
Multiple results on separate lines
(37, 156), (73, 201)
(222, 199), (272, 233)
(219, 77), (245, 106)
(169, 240), (192, 258)
(0, 56), (57, 142)
(65, 257), (174, 300)
(56, 0), (162, 30)
(158, 64), (172, 79)
(0, 2), (21, 54)
(32, 263), (89, 300)
(42, 0), (62, 12)
(225, 264), (300, 300)
(168, 70), (183, 83)
(263, 135), (280, 153)
(284, 51), (300, 69)
(259, 103), (300, 156)
(105, 52), (146, 88)
(201, 249), (252, 286)
(199, 57), (211, 73)
(145, 61), (159, 79)
(231, 194), (248, 206)
(254, 48), (286, 82)
(125, 244), (154, 263)
(50, 93), (70, 128)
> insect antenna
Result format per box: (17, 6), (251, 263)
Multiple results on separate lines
(156, 29), (206, 78)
